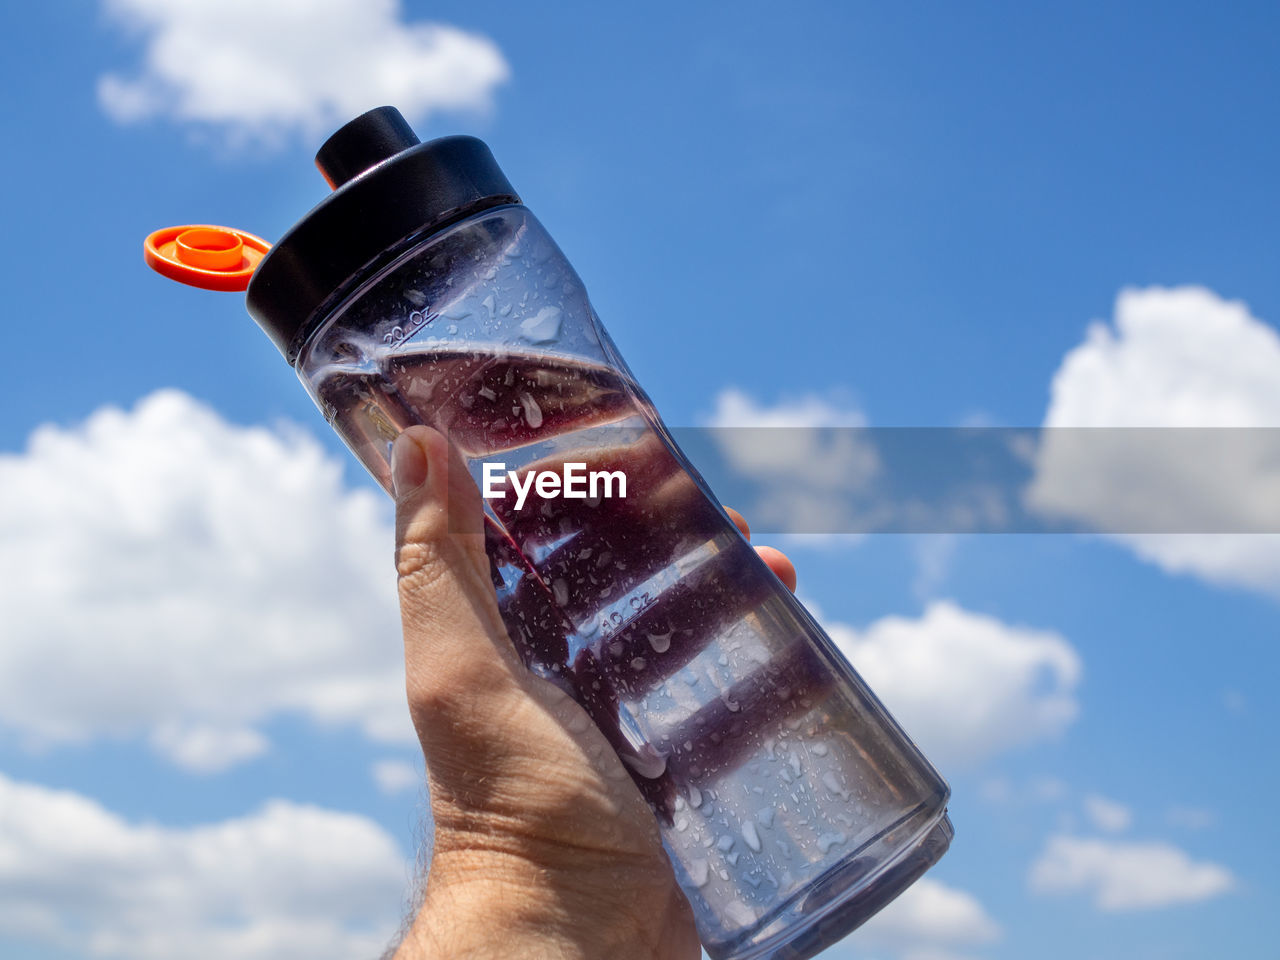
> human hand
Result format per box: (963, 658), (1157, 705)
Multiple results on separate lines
(387, 425), (796, 960)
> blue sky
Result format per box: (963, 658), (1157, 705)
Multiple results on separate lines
(2, 2), (1278, 958)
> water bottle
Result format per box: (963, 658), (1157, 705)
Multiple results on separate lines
(146, 106), (951, 960)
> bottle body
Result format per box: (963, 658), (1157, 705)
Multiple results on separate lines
(295, 205), (951, 960)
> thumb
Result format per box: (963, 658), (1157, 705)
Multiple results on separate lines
(391, 426), (527, 753)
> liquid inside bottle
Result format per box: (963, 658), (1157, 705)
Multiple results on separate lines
(311, 343), (949, 958)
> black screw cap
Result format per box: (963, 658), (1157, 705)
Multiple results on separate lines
(245, 107), (521, 362)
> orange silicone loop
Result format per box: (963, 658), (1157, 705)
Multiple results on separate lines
(144, 224), (272, 292)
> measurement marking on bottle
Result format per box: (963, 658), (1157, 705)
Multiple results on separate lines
(600, 591), (656, 638)
(383, 308), (439, 346)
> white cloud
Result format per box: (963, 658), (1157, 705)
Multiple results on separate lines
(1223, 688), (1248, 714)
(911, 534), (959, 599)
(1028, 285), (1280, 596)
(978, 776), (1066, 806)
(1033, 777), (1068, 802)
(372, 759), (421, 796)
(828, 601), (1081, 769)
(854, 878), (1000, 960)
(1165, 806), (1216, 830)
(707, 389), (869, 431)
(701, 390), (1013, 540)
(0, 390), (412, 769)
(1083, 794), (1132, 833)
(1030, 834), (1235, 911)
(703, 389), (878, 535)
(149, 722), (270, 773)
(0, 772), (407, 960)
(98, 0), (509, 143)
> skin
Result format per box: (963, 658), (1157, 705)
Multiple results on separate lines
(387, 426), (798, 960)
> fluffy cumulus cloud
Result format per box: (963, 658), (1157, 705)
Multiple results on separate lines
(827, 601), (1082, 769)
(0, 390), (410, 771)
(0, 772), (407, 960)
(1029, 834), (1234, 911)
(853, 877), (1000, 960)
(1082, 793), (1132, 833)
(98, 0), (510, 142)
(1028, 285), (1280, 595)
(371, 758), (421, 796)
(704, 389), (878, 535)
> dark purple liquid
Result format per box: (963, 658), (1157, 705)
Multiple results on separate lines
(315, 349), (835, 814)
(311, 346), (947, 949)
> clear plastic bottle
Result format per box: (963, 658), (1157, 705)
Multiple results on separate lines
(251, 109), (952, 960)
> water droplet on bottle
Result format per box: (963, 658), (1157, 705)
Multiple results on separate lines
(822, 771), (850, 801)
(552, 579), (569, 606)
(648, 631), (672, 653)
(811, 742), (829, 757)
(816, 831), (848, 855)
(621, 747), (667, 779)
(403, 288), (427, 307)
(675, 817), (689, 832)
(519, 305), (563, 343)
(742, 821), (762, 852)
(725, 901), (756, 926)
(688, 858), (710, 888)
(630, 657), (647, 671)
(716, 835), (735, 853)
(758, 807), (776, 829)
(688, 785), (702, 809)
(519, 392), (543, 428)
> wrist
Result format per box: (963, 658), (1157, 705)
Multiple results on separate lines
(395, 847), (579, 960)
(394, 839), (684, 960)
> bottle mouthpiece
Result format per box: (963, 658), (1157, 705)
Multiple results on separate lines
(315, 106), (422, 190)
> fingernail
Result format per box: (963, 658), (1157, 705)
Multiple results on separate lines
(391, 431), (429, 497)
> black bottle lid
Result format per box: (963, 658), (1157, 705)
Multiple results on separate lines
(246, 106), (521, 362)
